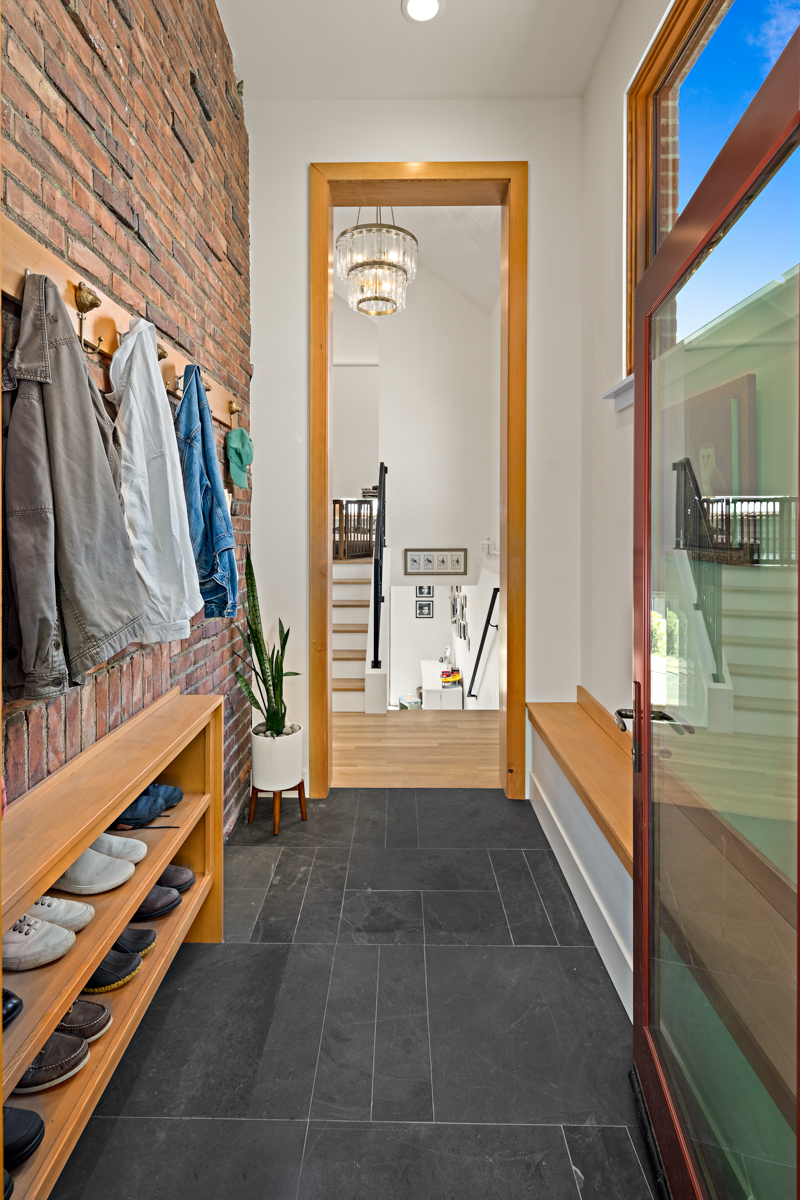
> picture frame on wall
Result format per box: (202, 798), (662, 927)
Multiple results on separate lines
(416, 585), (434, 598)
(416, 600), (434, 619)
(404, 550), (467, 576)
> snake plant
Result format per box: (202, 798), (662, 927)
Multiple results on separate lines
(234, 550), (299, 737)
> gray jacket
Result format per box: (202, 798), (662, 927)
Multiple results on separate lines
(2, 274), (146, 700)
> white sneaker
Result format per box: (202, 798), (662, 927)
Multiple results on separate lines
(56, 849), (135, 895)
(31, 896), (95, 932)
(90, 832), (147, 864)
(2, 915), (76, 971)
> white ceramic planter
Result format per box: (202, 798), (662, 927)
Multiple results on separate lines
(251, 722), (303, 792)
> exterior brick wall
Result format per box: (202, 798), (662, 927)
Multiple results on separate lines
(1, 0), (252, 831)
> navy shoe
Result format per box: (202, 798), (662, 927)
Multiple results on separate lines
(110, 791), (166, 830)
(3, 989), (23, 1029)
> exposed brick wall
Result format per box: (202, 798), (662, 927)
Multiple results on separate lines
(1, 0), (252, 831)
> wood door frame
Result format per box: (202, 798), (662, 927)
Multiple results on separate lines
(632, 30), (800, 1199)
(309, 161), (528, 799)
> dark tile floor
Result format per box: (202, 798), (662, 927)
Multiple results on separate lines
(52, 788), (658, 1199)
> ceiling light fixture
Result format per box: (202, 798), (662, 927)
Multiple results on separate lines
(401, 0), (444, 23)
(335, 208), (418, 317)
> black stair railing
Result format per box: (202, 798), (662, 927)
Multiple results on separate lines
(371, 463), (387, 670)
(467, 587), (499, 700)
(673, 458), (724, 684)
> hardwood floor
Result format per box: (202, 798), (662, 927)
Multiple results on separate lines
(332, 711), (501, 788)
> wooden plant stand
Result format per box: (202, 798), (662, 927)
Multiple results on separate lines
(2, 687), (223, 1200)
(248, 782), (307, 835)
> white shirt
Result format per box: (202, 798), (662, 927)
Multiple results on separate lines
(109, 319), (202, 642)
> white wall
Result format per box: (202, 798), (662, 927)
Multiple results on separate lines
(331, 366), (379, 498)
(333, 292), (379, 365)
(246, 98), (584, 773)
(378, 265), (493, 588)
(579, 0), (673, 715)
(390, 585), (454, 705)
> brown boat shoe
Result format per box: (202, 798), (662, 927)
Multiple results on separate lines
(12, 1032), (89, 1094)
(56, 1000), (112, 1043)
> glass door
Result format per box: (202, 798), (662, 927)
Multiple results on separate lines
(633, 27), (800, 1200)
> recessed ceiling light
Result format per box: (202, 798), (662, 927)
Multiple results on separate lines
(401, 0), (444, 22)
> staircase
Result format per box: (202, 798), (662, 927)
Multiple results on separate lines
(332, 562), (372, 712)
(722, 565), (798, 737)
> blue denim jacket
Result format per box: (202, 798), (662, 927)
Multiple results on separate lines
(174, 366), (239, 618)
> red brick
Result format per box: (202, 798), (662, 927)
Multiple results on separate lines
(68, 236), (111, 287)
(6, 178), (65, 248)
(42, 180), (93, 239)
(143, 652), (154, 706)
(4, 0), (45, 64)
(16, 119), (72, 189)
(27, 704), (46, 787)
(45, 695), (64, 773)
(81, 678), (96, 750)
(96, 670), (109, 739)
(120, 660), (132, 721)
(2, 133), (42, 193)
(7, 36), (66, 123)
(65, 109), (111, 175)
(5, 711), (27, 801)
(65, 686), (81, 761)
(44, 50), (97, 129)
(108, 664), (121, 729)
(132, 654), (143, 713)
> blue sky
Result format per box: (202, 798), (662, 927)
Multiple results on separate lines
(671, 0), (800, 339)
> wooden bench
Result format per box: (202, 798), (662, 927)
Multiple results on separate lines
(526, 687), (633, 876)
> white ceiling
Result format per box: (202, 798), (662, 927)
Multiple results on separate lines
(334, 206), (501, 312)
(216, 0), (623, 101)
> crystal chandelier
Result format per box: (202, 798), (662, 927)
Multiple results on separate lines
(335, 208), (418, 317)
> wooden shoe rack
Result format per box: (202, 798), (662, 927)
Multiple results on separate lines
(1, 687), (223, 1200)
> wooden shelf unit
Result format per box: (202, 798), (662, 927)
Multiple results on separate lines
(2, 687), (224, 1200)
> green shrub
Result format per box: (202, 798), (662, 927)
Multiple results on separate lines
(651, 611), (666, 656)
(666, 609), (680, 657)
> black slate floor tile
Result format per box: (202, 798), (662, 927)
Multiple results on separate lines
(223, 843), (282, 889)
(97, 943), (333, 1120)
(294, 847), (349, 943)
(251, 846), (316, 943)
(385, 789), (419, 848)
(224, 888), (268, 942)
(525, 849), (593, 945)
(298, 1122), (579, 1200)
(415, 788), (549, 849)
(565, 1126), (654, 1199)
(490, 849), (557, 946)
(426, 945), (634, 1124)
(51, 1117), (306, 1200)
(372, 944), (433, 1122)
(352, 788), (388, 846)
(339, 889), (424, 944)
(310, 944), (379, 1120)
(348, 847), (495, 891)
(423, 890), (511, 945)
(229, 788), (358, 847)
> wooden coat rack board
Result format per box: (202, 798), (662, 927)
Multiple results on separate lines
(1, 215), (236, 428)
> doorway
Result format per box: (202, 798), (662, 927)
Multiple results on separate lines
(309, 163), (528, 799)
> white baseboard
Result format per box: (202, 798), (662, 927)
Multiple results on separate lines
(527, 729), (633, 1020)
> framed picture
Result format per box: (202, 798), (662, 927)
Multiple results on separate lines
(416, 600), (433, 619)
(664, 372), (757, 497)
(416, 585), (434, 598)
(404, 550), (468, 576)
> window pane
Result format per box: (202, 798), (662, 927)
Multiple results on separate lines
(656, 0), (800, 249)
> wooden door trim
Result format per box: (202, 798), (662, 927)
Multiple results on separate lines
(309, 161), (528, 798)
(632, 29), (800, 1198)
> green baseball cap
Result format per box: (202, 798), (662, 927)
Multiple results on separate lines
(226, 426), (253, 489)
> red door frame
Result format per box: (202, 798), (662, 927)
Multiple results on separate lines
(632, 28), (800, 1200)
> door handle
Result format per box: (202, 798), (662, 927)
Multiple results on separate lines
(614, 708), (693, 735)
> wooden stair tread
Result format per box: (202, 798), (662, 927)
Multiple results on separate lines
(722, 634), (797, 649)
(333, 678), (366, 691)
(333, 578), (371, 586)
(733, 695), (798, 713)
(333, 599), (370, 608)
(333, 624), (368, 633)
(527, 702), (633, 875)
(333, 649), (367, 660)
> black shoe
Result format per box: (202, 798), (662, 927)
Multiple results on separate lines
(2, 990), (23, 1029)
(112, 926), (157, 957)
(4, 1168), (13, 1199)
(3, 1106), (45, 1169)
(82, 950), (142, 994)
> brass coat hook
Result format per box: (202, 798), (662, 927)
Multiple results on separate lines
(229, 399), (242, 415)
(157, 343), (168, 361)
(74, 281), (101, 350)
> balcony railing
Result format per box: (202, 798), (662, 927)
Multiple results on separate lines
(333, 498), (376, 560)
